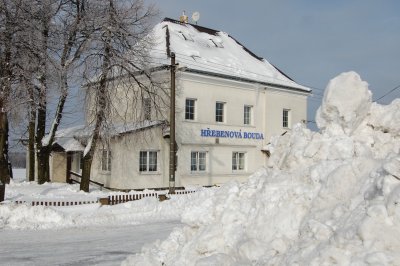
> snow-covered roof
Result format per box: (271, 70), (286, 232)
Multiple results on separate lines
(111, 120), (165, 135)
(44, 125), (89, 152)
(148, 18), (310, 92)
(47, 121), (166, 152)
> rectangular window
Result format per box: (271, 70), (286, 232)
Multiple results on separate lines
(101, 150), (111, 171)
(232, 152), (245, 171)
(244, 105), (252, 125)
(139, 151), (157, 172)
(191, 151), (206, 172)
(216, 102), (225, 122)
(185, 99), (195, 120)
(283, 109), (290, 128)
(143, 98), (151, 120)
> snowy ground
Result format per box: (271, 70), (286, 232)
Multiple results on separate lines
(1, 169), (216, 265)
(0, 222), (180, 266)
(2, 72), (400, 265)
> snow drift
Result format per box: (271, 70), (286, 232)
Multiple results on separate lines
(124, 71), (400, 265)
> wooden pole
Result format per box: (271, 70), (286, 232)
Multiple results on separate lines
(169, 53), (176, 194)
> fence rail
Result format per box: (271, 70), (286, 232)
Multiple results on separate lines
(69, 171), (105, 190)
(9, 189), (199, 206)
(12, 200), (98, 206)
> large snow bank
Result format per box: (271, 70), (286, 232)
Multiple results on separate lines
(124, 72), (400, 265)
(316, 71), (372, 135)
(1, 178), (217, 230)
(0, 189), (216, 230)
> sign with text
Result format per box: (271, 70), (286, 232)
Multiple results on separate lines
(200, 128), (264, 140)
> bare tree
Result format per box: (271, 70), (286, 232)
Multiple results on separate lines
(2, 0), (164, 190)
(80, 0), (163, 192)
(0, 0), (91, 184)
(0, 0), (25, 184)
(10, 0), (40, 182)
(34, 0), (89, 184)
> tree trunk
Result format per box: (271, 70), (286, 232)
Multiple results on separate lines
(0, 7), (13, 184)
(28, 94), (36, 182)
(35, 10), (50, 184)
(80, 23), (111, 192)
(80, 153), (93, 192)
(80, 88), (106, 192)
(36, 103), (49, 184)
(37, 91), (68, 184)
(0, 111), (10, 184)
(36, 1), (85, 184)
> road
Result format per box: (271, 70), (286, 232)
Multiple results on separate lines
(0, 221), (180, 266)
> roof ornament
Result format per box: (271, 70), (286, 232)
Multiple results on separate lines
(192, 11), (200, 25)
(180, 11), (188, 23)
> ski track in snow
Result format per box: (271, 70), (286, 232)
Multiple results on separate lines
(0, 221), (181, 266)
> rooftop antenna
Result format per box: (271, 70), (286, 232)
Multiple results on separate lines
(192, 11), (200, 25)
(180, 11), (188, 23)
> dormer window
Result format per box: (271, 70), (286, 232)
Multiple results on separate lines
(179, 31), (194, 41)
(209, 39), (223, 48)
(191, 55), (201, 61)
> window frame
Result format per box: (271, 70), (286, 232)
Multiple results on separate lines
(282, 109), (290, 128)
(215, 101), (225, 123)
(185, 98), (196, 121)
(139, 150), (158, 173)
(232, 152), (246, 171)
(101, 150), (111, 172)
(244, 105), (252, 125)
(191, 151), (207, 172)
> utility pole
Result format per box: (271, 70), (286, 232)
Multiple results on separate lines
(169, 52), (176, 194)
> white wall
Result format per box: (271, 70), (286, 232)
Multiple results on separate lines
(50, 152), (67, 183)
(85, 72), (170, 125)
(89, 71), (309, 189)
(175, 73), (267, 186)
(264, 87), (308, 141)
(90, 126), (168, 189)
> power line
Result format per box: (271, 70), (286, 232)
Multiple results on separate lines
(374, 84), (400, 102)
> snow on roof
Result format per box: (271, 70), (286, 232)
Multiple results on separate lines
(44, 125), (89, 152)
(149, 18), (310, 92)
(111, 120), (165, 136)
(47, 121), (165, 152)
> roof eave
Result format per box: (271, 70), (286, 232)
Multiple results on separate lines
(180, 68), (311, 94)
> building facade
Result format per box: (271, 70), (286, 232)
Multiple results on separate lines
(89, 69), (309, 189)
(46, 18), (310, 189)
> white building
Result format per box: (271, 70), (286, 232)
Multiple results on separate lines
(49, 18), (310, 190)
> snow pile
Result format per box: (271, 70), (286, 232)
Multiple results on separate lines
(124, 72), (400, 265)
(2, 175), (217, 230)
(316, 72), (372, 135)
(0, 189), (216, 230)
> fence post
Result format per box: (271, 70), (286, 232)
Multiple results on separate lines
(99, 197), (109, 205)
(0, 182), (5, 202)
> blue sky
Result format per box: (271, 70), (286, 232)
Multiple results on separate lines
(153, 0), (400, 128)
